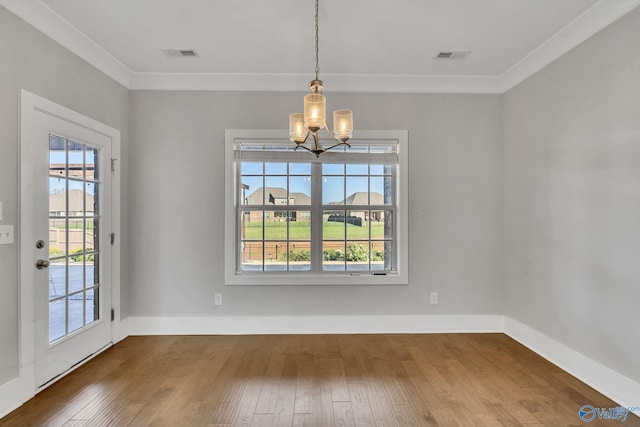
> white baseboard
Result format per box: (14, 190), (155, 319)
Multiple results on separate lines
(504, 317), (640, 417)
(0, 374), (32, 419)
(126, 314), (505, 336)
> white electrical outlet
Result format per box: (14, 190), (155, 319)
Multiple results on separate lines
(214, 292), (223, 306)
(0, 225), (14, 245)
(430, 292), (438, 305)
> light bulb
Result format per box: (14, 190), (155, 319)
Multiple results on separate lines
(311, 107), (318, 120)
(340, 120), (347, 131)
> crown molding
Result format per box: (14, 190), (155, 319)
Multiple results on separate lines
(0, 0), (132, 87)
(129, 72), (505, 93)
(499, 0), (640, 92)
(2, 0), (639, 93)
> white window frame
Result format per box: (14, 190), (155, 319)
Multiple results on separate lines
(224, 129), (408, 285)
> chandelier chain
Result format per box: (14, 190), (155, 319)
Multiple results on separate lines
(314, 0), (319, 81)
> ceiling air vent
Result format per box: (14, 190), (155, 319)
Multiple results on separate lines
(434, 51), (471, 60)
(161, 49), (199, 58)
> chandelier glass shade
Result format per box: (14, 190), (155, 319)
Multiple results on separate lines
(289, 0), (353, 157)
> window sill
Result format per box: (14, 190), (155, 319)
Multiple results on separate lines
(225, 271), (408, 286)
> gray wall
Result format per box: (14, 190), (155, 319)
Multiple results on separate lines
(504, 7), (640, 382)
(0, 6), (130, 385)
(129, 91), (504, 317)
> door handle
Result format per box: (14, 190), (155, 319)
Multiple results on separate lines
(35, 259), (50, 269)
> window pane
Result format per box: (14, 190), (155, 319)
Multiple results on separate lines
(370, 164), (385, 175)
(371, 210), (392, 239)
(371, 241), (389, 271)
(265, 177), (288, 205)
(346, 177), (368, 204)
(370, 176), (392, 205)
(289, 163), (311, 175)
(322, 177), (344, 205)
(265, 211), (287, 240)
(242, 210), (263, 240)
(289, 176), (311, 204)
(265, 162), (287, 175)
(324, 210), (345, 240)
(346, 164), (368, 175)
(288, 243), (311, 271)
(265, 241), (287, 271)
(323, 241), (345, 271)
(322, 163), (344, 175)
(69, 292), (84, 333)
(289, 211), (310, 240)
(346, 242), (370, 271)
(346, 211), (367, 239)
(241, 161), (263, 175)
(241, 242), (263, 271)
(243, 176), (264, 205)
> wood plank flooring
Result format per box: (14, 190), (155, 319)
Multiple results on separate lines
(1, 333), (637, 426)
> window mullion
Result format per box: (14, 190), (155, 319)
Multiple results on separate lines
(311, 162), (323, 273)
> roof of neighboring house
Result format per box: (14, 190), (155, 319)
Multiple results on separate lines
(49, 189), (94, 213)
(330, 192), (385, 205)
(245, 187), (311, 205)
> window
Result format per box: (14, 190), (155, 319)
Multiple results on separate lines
(225, 130), (408, 285)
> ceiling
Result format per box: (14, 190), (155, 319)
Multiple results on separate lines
(2, 0), (639, 92)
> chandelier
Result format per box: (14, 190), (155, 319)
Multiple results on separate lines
(289, 0), (353, 157)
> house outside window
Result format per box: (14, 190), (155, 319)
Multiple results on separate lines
(225, 130), (408, 285)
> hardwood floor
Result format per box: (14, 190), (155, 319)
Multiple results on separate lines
(1, 334), (637, 426)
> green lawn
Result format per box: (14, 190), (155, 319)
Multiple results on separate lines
(242, 221), (386, 240)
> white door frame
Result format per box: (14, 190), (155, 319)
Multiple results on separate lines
(19, 89), (122, 394)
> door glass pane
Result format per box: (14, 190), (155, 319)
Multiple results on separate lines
(68, 293), (84, 333)
(47, 135), (102, 343)
(69, 262), (83, 294)
(49, 299), (65, 342)
(85, 254), (97, 288)
(85, 288), (97, 325)
(85, 146), (98, 181)
(49, 263), (65, 299)
(85, 182), (96, 216)
(49, 218), (68, 258)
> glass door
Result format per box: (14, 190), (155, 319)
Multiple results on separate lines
(48, 136), (102, 343)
